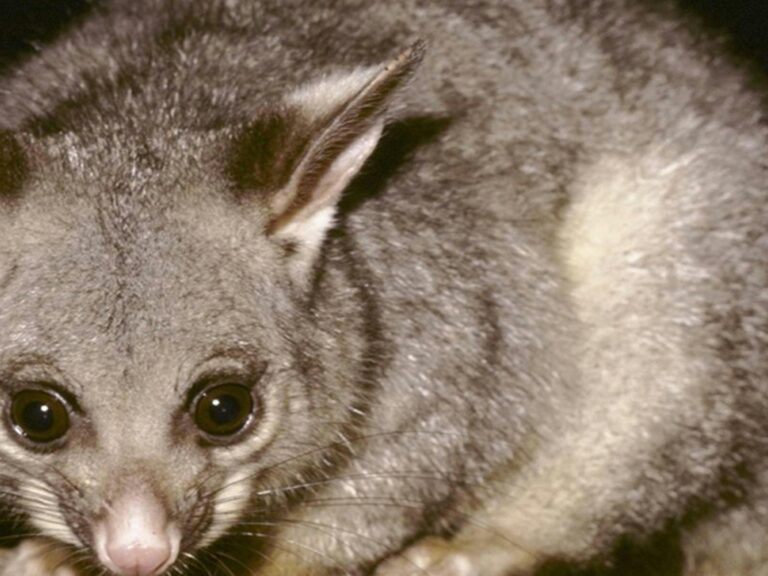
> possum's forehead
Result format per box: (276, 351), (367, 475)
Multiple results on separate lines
(0, 170), (290, 400)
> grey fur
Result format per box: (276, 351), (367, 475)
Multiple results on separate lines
(0, 1), (766, 575)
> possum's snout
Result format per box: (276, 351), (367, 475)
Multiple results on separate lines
(93, 487), (181, 576)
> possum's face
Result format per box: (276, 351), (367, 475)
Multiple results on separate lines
(0, 177), (326, 573)
(0, 47), (421, 575)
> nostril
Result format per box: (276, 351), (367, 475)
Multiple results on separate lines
(106, 542), (171, 576)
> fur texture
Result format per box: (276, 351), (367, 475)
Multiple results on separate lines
(0, 1), (766, 575)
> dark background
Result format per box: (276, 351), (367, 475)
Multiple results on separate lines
(687, 0), (768, 69)
(0, 1), (766, 575)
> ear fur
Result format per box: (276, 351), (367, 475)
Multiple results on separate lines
(248, 42), (425, 281)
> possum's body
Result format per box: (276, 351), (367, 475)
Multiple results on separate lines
(0, 1), (766, 575)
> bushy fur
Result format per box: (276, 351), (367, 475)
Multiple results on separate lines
(0, 1), (766, 575)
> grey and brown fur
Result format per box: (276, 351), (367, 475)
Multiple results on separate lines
(0, 0), (767, 575)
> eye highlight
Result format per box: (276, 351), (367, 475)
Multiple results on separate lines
(10, 389), (71, 444)
(193, 383), (255, 438)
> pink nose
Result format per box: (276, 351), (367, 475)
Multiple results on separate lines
(106, 541), (171, 576)
(94, 488), (180, 576)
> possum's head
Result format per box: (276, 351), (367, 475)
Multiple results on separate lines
(0, 45), (422, 575)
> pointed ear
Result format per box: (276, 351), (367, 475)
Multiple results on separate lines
(233, 42), (424, 280)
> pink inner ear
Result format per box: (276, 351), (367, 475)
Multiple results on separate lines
(298, 120), (384, 221)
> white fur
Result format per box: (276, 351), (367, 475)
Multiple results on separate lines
(21, 479), (79, 546)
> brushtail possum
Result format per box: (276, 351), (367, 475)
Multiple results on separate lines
(0, 1), (766, 575)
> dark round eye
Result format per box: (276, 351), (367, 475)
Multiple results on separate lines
(193, 384), (254, 437)
(10, 389), (70, 443)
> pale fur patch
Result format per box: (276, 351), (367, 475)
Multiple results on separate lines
(21, 478), (79, 546)
(559, 149), (698, 306)
(434, 147), (717, 565)
(199, 466), (258, 547)
(287, 68), (378, 123)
